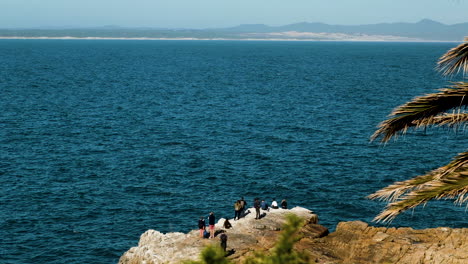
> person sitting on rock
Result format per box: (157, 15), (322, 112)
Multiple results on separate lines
(223, 219), (232, 229)
(261, 200), (269, 211)
(281, 199), (288, 209)
(271, 198), (279, 209)
(203, 229), (210, 239)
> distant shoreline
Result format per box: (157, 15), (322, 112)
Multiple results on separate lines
(0, 36), (458, 43)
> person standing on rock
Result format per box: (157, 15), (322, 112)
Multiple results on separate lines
(198, 216), (206, 238)
(208, 212), (215, 238)
(254, 198), (261, 219)
(234, 200), (242, 220)
(220, 232), (228, 252)
(240, 197), (247, 218)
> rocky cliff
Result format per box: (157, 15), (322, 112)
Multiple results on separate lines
(119, 207), (467, 264)
(299, 221), (467, 264)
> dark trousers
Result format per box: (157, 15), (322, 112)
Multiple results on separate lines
(234, 210), (241, 220)
(221, 241), (227, 252)
(255, 207), (260, 219)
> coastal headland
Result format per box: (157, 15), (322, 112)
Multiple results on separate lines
(118, 207), (467, 264)
(2, 19), (467, 42)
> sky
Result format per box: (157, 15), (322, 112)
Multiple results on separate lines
(2, 0), (468, 29)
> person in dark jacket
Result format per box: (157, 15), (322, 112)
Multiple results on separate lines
(254, 198), (261, 219)
(281, 199), (288, 209)
(198, 216), (206, 238)
(220, 232), (228, 252)
(261, 200), (269, 211)
(240, 197), (247, 218)
(208, 212), (215, 238)
(223, 219), (232, 229)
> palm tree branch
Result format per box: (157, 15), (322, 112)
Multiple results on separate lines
(413, 113), (468, 127)
(367, 173), (435, 202)
(373, 175), (468, 223)
(368, 151), (468, 202)
(371, 82), (468, 142)
(436, 37), (468, 76)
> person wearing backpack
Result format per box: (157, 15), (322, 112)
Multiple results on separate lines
(198, 216), (206, 238)
(234, 200), (242, 220)
(239, 197), (247, 218)
(253, 198), (261, 219)
(220, 232), (228, 252)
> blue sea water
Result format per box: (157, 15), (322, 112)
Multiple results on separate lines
(0, 40), (467, 264)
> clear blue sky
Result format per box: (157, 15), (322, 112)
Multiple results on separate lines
(2, 0), (468, 28)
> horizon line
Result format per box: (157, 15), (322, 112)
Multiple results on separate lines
(0, 36), (459, 43)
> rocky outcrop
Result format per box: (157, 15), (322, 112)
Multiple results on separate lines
(119, 208), (467, 264)
(119, 207), (320, 264)
(297, 221), (468, 264)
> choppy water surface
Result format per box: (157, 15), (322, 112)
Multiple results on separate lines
(1, 40), (466, 264)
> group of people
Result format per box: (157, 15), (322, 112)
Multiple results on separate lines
(198, 211), (229, 252)
(253, 198), (288, 219)
(197, 197), (289, 253)
(198, 212), (216, 239)
(234, 197), (287, 220)
(233, 197), (248, 220)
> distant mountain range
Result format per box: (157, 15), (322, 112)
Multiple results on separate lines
(1, 19), (467, 41)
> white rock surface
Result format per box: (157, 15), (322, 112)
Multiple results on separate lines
(118, 207), (317, 264)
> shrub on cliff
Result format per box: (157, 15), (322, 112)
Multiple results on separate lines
(244, 214), (309, 264)
(186, 245), (231, 264)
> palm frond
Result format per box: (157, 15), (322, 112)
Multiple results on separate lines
(373, 174), (468, 223)
(371, 82), (468, 142)
(367, 173), (436, 202)
(413, 112), (468, 128)
(436, 151), (468, 178)
(368, 151), (468, 202)
(371, 38), (468, 223)
(437, 37), (468, 76)
(370, 151), (468, 222)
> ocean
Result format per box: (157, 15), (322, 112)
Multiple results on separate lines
(1, 40), (466, 264)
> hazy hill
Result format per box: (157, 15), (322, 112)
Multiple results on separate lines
(224, 19), (467, 41)
(1, 19), (466, 41)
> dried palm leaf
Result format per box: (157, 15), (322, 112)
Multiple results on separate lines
(371, 82), (468, 142)
(373, 175), (468, 223)
(368, 151), (468, 200)
(367, 173), (436, 202)
(437, 37), (468, 76)
(413, 112), (468, 128)
(369, 151), (468, 221)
